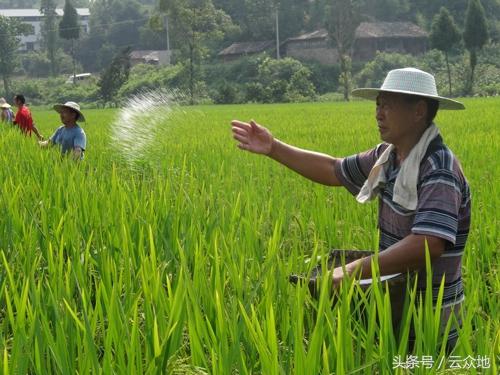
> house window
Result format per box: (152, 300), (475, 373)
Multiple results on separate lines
(26, 42), (35, 51)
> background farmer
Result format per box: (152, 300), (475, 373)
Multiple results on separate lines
(230, 68), (471, 351)
(12, 94), (43, 140)
(0, 98), (14, 124)
(39, 101), (87, 160)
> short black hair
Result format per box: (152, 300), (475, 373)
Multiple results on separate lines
(402, 95), (439, 126)
(14, 94), (26, 104)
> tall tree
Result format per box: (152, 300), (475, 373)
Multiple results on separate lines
(40, 0), (59, 77)
(325, 0), (361, 101)
(98, 47), (132, 105)
(59, 0), (81, 82)
(430, 7), (461, 96)
(408, 0), (499, 31)
(463, 0), (489, 94)
(159, 0), (232, 104)
(0, 16), (32, 98)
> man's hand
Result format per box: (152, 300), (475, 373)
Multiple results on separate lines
(331, 265), (355, 288)
(72, 147), (83, 160)
(231, 120), (274, 155)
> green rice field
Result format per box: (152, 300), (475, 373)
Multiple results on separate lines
(0, 98), (498, 374)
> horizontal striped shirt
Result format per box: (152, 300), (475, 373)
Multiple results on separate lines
(335, 135), (471, 343)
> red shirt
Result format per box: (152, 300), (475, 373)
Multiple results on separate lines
(14, 105), (34, 135)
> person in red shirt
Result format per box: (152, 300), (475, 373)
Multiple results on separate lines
(13, 94), (43, 140)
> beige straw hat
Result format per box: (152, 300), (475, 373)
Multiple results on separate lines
(53, 101), (86, 122)
(0, 97), (11, 109)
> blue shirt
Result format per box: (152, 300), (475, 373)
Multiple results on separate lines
(50, 125), (86, 157)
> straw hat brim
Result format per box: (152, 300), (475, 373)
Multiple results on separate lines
(53, 104), (86, 122)
(351, 88), (465, 110)
(1, 103), (11, 109)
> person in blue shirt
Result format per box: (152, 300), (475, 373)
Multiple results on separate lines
(39, 101), (86, 160)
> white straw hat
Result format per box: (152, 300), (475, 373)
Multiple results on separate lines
(0, 97), (10, 108)
(53, 101), (86, 122)
(352, 67), (464, 110)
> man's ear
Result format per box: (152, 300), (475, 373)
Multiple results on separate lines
(414, 100), (427, 124)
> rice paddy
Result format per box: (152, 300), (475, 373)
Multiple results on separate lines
(0, 98), (498, 374)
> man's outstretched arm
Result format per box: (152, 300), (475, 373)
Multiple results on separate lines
(231, 119), (343, 186)
(32, 124), (44, 140)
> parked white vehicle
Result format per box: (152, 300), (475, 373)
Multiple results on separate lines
(65, 73), (92, 84)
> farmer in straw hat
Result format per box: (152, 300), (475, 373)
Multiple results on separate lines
(39, 101), (87, 160)
(231, 68), (470, 351)
(0, 97), (14, 125)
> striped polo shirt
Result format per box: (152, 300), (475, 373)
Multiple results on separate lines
(335, 135), (471, 343)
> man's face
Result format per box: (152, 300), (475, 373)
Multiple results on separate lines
(13, 97), (21, 107)
(375, 92), (421, 145)
(59, 107), (78, 125)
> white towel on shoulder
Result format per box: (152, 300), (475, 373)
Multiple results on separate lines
(356, 123), (440, 210)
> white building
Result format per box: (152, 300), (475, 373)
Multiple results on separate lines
(0, 8), (90, 52)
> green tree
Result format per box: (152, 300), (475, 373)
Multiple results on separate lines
(360, 0), (410, 22)
(325, 0), (361, 101)
(463, 0), (489, 95)
(59, 0), (81, 82)
(159, 0), (233, 104)
(104, 1), (145, 48)
(40, 0), (59, 76)
(277, 0), (308, 49)
(307, 0), (327, 29)
(241, 0), (274, 40)
(430, 7), (462, 96)
(98, 47), (132, 105)
(79, 0), (148, 72)
(285, 66), (317, 102)
(0, 0), (37, 7)
(0, 16), (32, 97)
(234, 0), (307, 42)
(213, 0), (246, 30)
(409, 0), (499, 27)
